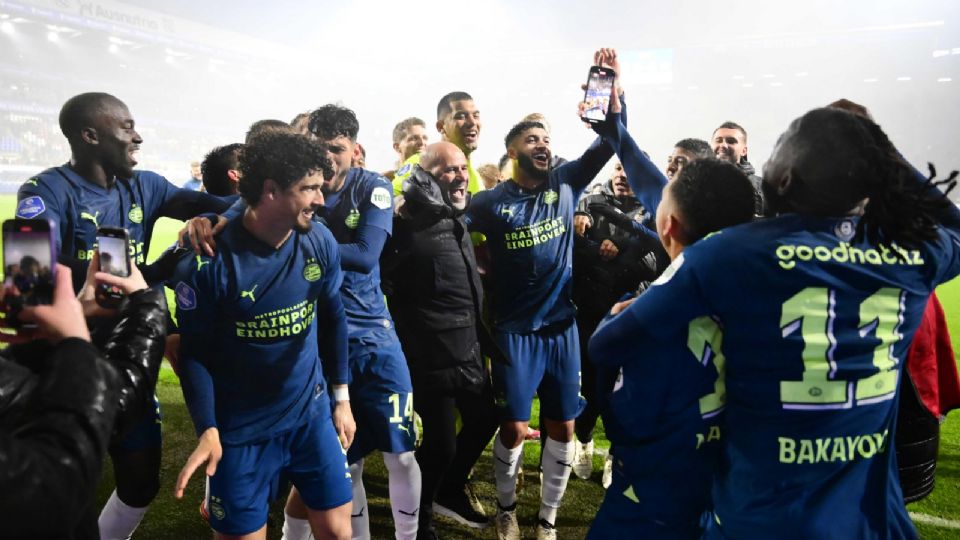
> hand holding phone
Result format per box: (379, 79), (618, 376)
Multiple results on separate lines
(2, 218), (57, 328)
(580, 65), (617, 124)
(1, 264), (90, 344)
(78, 250), (148, 318)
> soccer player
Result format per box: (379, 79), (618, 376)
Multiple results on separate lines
(173, 131), (354, 540)
(283, 104), (421, 540)
(665, 138), (713, 182)
(598, 106), (960, 539)
(14, 91), (232, 540)
(392, 92), (483, 195)
(586, 158), (757, 539)
(383, 117), (430, 179)
(465, 49), (626, 540)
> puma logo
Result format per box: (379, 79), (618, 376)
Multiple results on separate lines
(500, 207), (514, 217)
(397, 424), (411, 436)
(195, 255), (209, 271)
(398, 508), (419, 517)
(240, 284), (257, 302)
(80, 210), (100, 228)
(351, 506), (365, 518)
(26, 178), (39, 186)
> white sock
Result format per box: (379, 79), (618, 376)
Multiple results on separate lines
(281, 513), (313, 540)
(383, 451), (421, 540)
(539, 437), (575, 525)
(493, 436), (524, 508)
(350, 460), (370, 540)
(98, 489), (149, 540)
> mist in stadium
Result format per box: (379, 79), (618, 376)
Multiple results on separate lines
(1, 0), (958, 197)
(3, 1), (960, 540)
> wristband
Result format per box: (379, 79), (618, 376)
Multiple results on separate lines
(333, 386), (350, 402)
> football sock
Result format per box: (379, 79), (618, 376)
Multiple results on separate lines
(383, 451), (421, 540)
(493, 436), (524, 508)
(281, 514), (312, 540)
(98, 489), (148, 540)
(539, 437), (575, 525)
(350, 460), (370, 540)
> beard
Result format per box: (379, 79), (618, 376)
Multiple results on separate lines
(517, 153), (549, 181)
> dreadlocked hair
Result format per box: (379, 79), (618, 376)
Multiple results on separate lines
(854, 114), (958, 251)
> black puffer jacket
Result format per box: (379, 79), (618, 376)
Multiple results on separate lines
(382, 166), (500, 390)
(0, 288), (168, 539)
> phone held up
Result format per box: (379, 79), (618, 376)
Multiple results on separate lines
(2, 218), (57, 326)
(580, 65), (616, 125)
(96, 226), (131, 308)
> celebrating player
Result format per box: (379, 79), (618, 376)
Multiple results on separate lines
(174, 131), (354, 540)
(596, 105), (960, 539)
(465, 48), (626, 540)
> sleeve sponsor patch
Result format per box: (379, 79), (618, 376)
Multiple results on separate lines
(396, 163), (412, 177)
(370, 186), (392, 210)
(16, 196), (46, 219)
(175, 281), (197, 311)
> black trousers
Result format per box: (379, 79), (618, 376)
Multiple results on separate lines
(413, 378), (497, 529)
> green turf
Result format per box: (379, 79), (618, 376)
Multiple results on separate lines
(2, 194), (960, 537)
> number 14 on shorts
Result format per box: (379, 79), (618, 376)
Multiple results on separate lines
(388, 392), (414, 427)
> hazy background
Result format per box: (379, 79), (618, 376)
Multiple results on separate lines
(1, 0), (958, 198)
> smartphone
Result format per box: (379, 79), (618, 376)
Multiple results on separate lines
(96, 227), (130, 308)
(581, 65), (617, 124)
(2, 219), (57, 324)
(97, 227), (131, 278)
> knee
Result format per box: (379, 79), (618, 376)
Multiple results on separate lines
(115, 476), (159, 508)
(383, 451), (419, 476)
(499, 421), (527, 448)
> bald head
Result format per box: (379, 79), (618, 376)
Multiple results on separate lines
(59, 92), (127, 143)
(421, 142), (469, 210)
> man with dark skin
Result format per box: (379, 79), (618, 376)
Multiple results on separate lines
(15, 91), (232, 540)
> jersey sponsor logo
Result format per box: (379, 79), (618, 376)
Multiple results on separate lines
(15, 196), (46, 218)
(778, 429), (889, 465)
(234, 299), (316, 339)
(503, 217), (566, 250)
(834, 219), (856, 241)
(128, 205), (143, 224)
(303, 262), (322, 282)
(175, 282), (197, 311)
(345, 208), (361, 229)
(370, 186), (391, 210)
(775, 242), (924, 270)
(80, 209), (100, 228)
(653, 253), (684, 285)
(543, 189), (559, 205)
(240, 283), (258, 302)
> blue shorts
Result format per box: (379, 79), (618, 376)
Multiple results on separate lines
(115, 394), (162, 452)
(204, 411), (352, 536)
(346, 328), (416, 464)
(491, 321), (585, 422)
(587, 454), (705, 540)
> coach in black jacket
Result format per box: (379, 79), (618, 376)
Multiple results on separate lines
(0, 261), (167, 540)
(382, 142), (499, 537)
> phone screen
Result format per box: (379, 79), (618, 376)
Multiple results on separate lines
(582, 69), (616, 123)
(3, 223), (55, 307)
(97, 234), (131, 277)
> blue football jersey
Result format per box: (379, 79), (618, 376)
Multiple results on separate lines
(621, 210), (960, 539)
(590, 309), (724, 530)
(16, 165), (231, 291)
(315, 168), (395, 334)
(466, 139), (613, 333)
(175, 218), (345, 446)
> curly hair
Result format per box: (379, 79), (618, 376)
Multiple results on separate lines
(238, 132), (333, 207)
(504, 120), (545, 149)
(308, 104), (359, 142)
